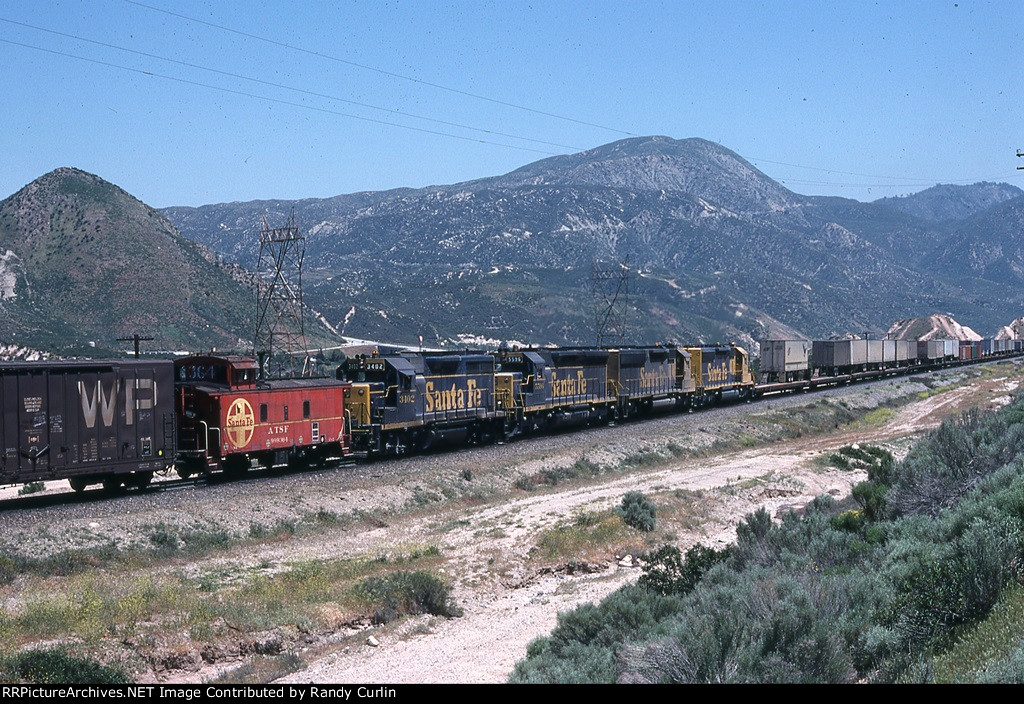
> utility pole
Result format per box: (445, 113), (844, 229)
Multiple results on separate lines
(1017, 149), (1023, 169)
(117, 334), (153, 359)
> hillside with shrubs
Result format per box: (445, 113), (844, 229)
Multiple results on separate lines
(511, 396), (1024, 683)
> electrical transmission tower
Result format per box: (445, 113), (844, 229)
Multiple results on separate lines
(590, 258), (633, 347)
(254, 210), (310, 378)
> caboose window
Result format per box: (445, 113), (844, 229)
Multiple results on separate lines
(284, 405), (289, 421)
(303, 400), (310, 418)
(260, 404), (268, 422)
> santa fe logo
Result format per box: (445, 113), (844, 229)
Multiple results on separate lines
(225, 398), (255, 449)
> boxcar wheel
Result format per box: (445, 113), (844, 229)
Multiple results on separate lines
(102, 478), (124, 493)
(129, 471), (154, 489)
(69, 477), (88, 493)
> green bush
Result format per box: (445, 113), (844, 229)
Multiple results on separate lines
(509, 585), (685, 683)
(355, 570), (463, 624)
(616, 491), (656, 532)
(639, 544), (733, 596)
(8, 648), (130, 684)
(621, 569), (859, 683)
(852, 480), (887, 521)
(18, 482), (44, 496)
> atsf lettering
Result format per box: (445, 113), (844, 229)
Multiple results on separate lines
(639, 366), (671, 391)
(706, 363), (732, 383)
(551, 369), (588, 397)
(425, 378), (484, 412)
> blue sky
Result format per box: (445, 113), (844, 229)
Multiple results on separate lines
(1, 0), (1020, 207)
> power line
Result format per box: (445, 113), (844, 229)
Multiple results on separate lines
(0, 37), (563, 156)
(776, 174), (1021, 189)
(124, 0), (636, 137)
(752, 157), (1015, 186)
(4, 9), (1011, 193)
(0, 16), (583, 152)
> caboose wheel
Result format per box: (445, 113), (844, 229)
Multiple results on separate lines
(223, 456), (249, 477)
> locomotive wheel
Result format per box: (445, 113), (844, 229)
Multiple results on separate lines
(69, 477), (88, 493)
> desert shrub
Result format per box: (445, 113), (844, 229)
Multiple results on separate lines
(621, 569), (858, 684)
(883, 515), (1024, 647)
(828, 444), (894, 476)
(509, 584), (685, 684)
(852, 480), (888, 522)
(830, 509), (865, 534)
(8, 648), (130, 684)
(638, 543), (733, 596)
(887, 403), (1024, 518)
(355, 570), (462, 624)
(616, 491), (656, 532)
(17, 482), (44, 496)
(975, 640), (1024, 683)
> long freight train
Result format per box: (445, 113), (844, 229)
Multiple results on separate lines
(0, 336), (1020, 493)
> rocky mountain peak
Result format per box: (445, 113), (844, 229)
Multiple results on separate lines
(483, 136), (801, 213)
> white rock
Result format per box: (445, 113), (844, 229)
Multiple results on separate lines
(367, 635), (380, 648)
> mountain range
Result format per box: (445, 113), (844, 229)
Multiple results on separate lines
(161, 136), (1024, 349)
(1, 136), (1021, 356)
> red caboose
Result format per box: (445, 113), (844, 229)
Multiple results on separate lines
(175, 355), (351, 476)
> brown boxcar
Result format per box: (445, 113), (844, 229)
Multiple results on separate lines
(0, 359), (174, 491)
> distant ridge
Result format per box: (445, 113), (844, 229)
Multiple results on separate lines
(161, 136), (1024, 348)
(0, 167), (260, 354)
(886, 314), (982, 341)
(875, 182), (1024, 222)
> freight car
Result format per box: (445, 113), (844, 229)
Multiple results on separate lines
(759, 340), (813, 383)
(0, 359), (174, 491)
(175, 355), (351, 476)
